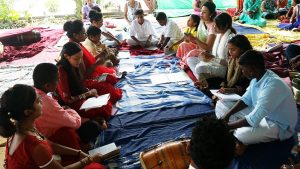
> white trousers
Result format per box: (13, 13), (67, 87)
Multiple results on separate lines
(215, 100), (280, 145)
(126, 38), (158, 47)
(186, 57), (226, 80)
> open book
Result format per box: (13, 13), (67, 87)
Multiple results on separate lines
(150, 72), (190, 85)
(88, 142), (121, 160)
(79, 94), (110, 110)
(210, 90), (241, 101)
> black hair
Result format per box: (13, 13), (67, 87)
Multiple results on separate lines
(134, 8), (144, 16)
(190, 117), (235, 169)
(63, 20), (84, 38)
(87, 25), (101, 36)
(57, 42), (87, 96)
(202, 1), (217, 20)
(33, 63), (58, 90)
(89, 10), (103, 23)
(91, 6), (101, 12)
(214, 12), (237, 34)
(0, 84), (36, 138)
(156, 12), (167, 21)
(190, 14), (200, 31)
(228, 34), (253, 55)
(77, 120), (101, 144)
(239, 50), (266, 70)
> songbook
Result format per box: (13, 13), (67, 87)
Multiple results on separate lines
(79, 94), (110, 110)
(88, 142), (121, 160)
(210, 90), (241, 101)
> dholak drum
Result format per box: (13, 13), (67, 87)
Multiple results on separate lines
(0, 30), (41, 46)
(140, 139), (191, 169)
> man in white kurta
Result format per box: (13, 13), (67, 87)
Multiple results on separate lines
(126, 9), (157, 47)
(156, 12), (183, 54)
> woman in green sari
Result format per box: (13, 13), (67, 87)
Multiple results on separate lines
(239, 0), (267, 27)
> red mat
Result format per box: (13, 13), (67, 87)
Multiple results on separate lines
(0, 27), (64, 62)
(119, 41), (164, 56)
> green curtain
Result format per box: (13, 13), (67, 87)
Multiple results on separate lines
(155, 0), (237, 17)
(156, 0), (192, 9)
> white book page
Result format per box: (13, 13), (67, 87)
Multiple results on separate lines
(118, 51), (130, 59)
(88, 143), (118, 156)
(210, 90), (241, 101)
(80, 94), (110, 110)
(150, 72), (189, 84)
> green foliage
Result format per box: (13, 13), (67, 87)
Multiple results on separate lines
(0, 0), (31, 29)
(0, 0), (25, 29)
(75, 0), (83, 19)
(45, 0), (60, 13)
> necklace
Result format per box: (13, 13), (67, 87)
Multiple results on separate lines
(29, 127), (45, 140)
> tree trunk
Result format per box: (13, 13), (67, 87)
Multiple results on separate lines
(75, 0), (83, 19)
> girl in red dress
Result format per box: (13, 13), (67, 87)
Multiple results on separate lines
(57, 42), (122, 120)
(0, 84), (105, 169)
(62, 20), (122, 105)
(63, 19), (116, 79)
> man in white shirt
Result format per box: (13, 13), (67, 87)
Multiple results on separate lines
(126, 9), (157, 48)
(156, 12), (183, 55)
(216, 50), (297, 145)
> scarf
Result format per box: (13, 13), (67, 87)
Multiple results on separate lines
(212, 29), (232, 60)
(227, 58), (241, 88)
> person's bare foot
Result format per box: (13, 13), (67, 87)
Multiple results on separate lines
(235, 141), (247, 156)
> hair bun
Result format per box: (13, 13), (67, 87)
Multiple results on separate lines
(63, 21), (73, 32)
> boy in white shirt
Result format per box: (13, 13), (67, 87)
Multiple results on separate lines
(126, 9), (157, 48)
(156, 12), (183, 55)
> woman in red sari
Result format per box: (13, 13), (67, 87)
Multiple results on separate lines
(62, 20), (122, 104)
(63, 19), (116, 79)
(1, 84), (105, 169)
(57, 42), (122, 120)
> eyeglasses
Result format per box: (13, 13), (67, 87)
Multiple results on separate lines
(79, 31), (87, 36)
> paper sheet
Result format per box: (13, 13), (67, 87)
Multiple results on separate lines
(150, 72), (189, 84)
(210, 90), (241, 101)
(79, 94), (110, 110)
(118, 51), (131, 59)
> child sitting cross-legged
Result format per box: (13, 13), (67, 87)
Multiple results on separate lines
(83, 26), (119, 66)
(156, 12), (183, 55)
(172, 14), (200, 69)
(126, 8), (158, 48)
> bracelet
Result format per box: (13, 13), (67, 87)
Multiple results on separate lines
(80, 159), (87, 167)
